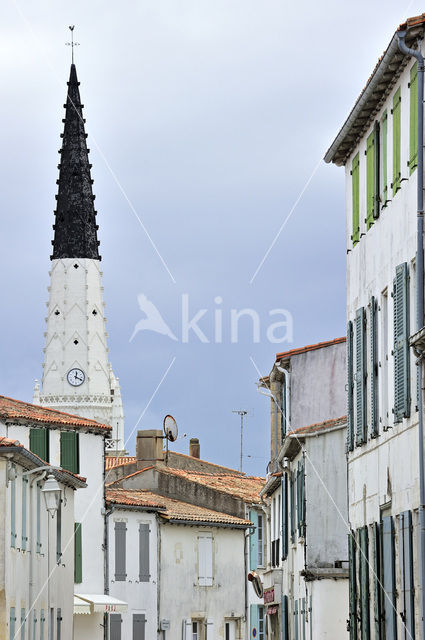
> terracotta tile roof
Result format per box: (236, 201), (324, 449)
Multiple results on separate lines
(275, 337), (346, 362)
(289, 415), (347, 437)
(105, 456), (136, 470)
(106, 489), (166, 509)
(168, 451), (245, 474)
(0, 395), (111, 431)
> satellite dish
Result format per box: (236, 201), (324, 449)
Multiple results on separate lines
(163, 415), (178, 442)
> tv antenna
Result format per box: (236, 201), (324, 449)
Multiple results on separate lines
(163, 415), (178, 465)
(232, 410), (248, 472)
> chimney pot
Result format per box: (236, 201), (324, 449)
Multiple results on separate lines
(189, 438), (200, 459)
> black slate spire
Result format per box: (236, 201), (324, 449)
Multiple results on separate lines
(51, 64), (100, 260)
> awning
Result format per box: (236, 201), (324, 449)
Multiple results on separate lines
(74, 594), (128, 615)
(267, 606), (278, 615)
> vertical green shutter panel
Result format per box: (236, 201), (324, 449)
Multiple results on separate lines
(382, 516), (397, 639)
(366, 132), (375, 229)
(22, 477), (28, 550)
(115, 521), (127, 580)
(393, 88), (401, 195)
(356, 307), (367, 445)
(372, 523), (383, 639)
(56, 500), (62, 563)
(393, 263), (410, 422)
(294, 600), (299, 640)
(60, 431), (79, 473)
(347, 320), (355, 450)
(110, 614), (122, 640)
(74, 522), (82, 583)
(11, 469), (16, 548)
(250, 604), (259, 639)
(29, 428), (49, 461)
(400, 511), (415, 638)
(281, 475), (288, 559)
(352, 153), (360, 245)
(249, 509), (258, 570)
(359, 527), (370, 640)
(373, 121), (380, 219)
(36, 482), (42, 553)
(370, 297), (379, 436)
(139, 523), (150, 582)
(382, 112), (388, 202)
(410, 63), (418, 174)
(9, 607), (15, 640)
(282, 596), (289, 640)
(349, 532), (357, 640)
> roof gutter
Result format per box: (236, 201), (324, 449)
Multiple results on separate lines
(163, 518), (250, 529)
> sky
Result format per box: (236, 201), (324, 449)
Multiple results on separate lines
(0, 0), (422, 476)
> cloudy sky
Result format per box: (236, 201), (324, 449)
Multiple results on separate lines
(0, 0), (421, 475)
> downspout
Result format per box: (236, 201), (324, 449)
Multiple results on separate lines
(398, 31), (425, 639)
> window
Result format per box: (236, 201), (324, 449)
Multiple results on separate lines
(114, 521), (127, 581)
(74, 523), (82, 583)
(56, 499), (62, 564)
(192, 622), (198, 640)
(22, 477), (28, 550)
(392, 87), (401, 195)
(258, 606), (265, 640)
(410, 63), (418, 174)
(393, 262), (410, 422)
(257, 514), (264, 566)
(139, 523), (150, 582)
(29, 428), (49, 462)
(198, 534), (213, 586)
(351, 153), (360, 246)
(10, 465), (16, 548)
(60, 431), (79, 474)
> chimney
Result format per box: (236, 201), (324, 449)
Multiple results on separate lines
(189, 437), (200, 459)
(136, 429), (164, 469)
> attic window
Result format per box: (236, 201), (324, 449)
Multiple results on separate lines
(54, 310), (60, 316)
(74, 264), (79, 269)
(74, 339), (79, 345)
(92, 310), (97, 316)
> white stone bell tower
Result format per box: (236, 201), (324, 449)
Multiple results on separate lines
(34, 63), (125, 453)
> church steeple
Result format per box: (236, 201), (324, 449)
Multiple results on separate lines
(51, 64), (100, 260)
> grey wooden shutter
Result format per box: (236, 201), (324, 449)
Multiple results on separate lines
(399, 511), (415, 639)
(372, 523), (383, 639)
(110, 614), (121, 640)
(349, 531), (357, 640)
(114, 521), (127, 581)
(57, 608), (62, 640)
(393, 263), (410, 422)
(133, 613), (146, 640)
(359, 527), (370, 640)
(294, 600), (299, 640)
(281, 475), (288, 559)
(139, 523), (150, 582)
(356, 307), (367, 445)
(301, 598), (306, 640)
(370, 297), (379, 437)
(382, 516), (397, 639)
(282, 595), (289, 640)
(347, 320), (355, 451)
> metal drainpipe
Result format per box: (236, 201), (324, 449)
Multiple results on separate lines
(398, 30), (425, 638)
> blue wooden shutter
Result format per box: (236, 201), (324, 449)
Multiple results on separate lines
(359, 527), (370, 640)
(400, 511), (415, 638)
(382, 516), (397, 639)
(110, 614), (122, 640)
(249, 509), (258, 571)
(74, 522), (82, 583)
(356, 307), (367, 445)
(11, 468), (16, 548)
(372, 523), (382, 638)
(133, 613), (146, 640)
(393, 263), (410, 422)
(250, 604), (259, 639)
(348, 532), (357, 640)
(115, 521), (127, 581)
(370, 297), (379, 437)
(347, 320), (355, 450)
(60, 431), (79, 474)
(22, 477), (28, 550)
(9, 607), (16, 640)
(282, 596), (288, 640)
(139, 523), (150, 582)
(281, 475), (288, 559)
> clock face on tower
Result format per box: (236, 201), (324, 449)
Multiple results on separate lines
(67, 368), (85, 387)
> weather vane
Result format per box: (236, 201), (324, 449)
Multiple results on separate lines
(66, 25), (80, 64)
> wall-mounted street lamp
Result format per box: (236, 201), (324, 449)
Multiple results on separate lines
(41, 474), (61, 518)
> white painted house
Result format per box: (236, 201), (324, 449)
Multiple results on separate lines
(325, 12), (425, 640)
(256, 339), (348, 639)
(0, 422), (86, 640)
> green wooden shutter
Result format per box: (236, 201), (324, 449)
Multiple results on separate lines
(410, 63), (418, 174)
(281, 475), (288, 560)
(349, 532), (357, 640)
(10, 468), (16, 548)
(9, 607), (16, 640)
(347, 320), (355, 451)
(60, 431), (79, 474)
(382, 516), (397, 639)
(372, 523), (383, 639)
(282, 596), (289, 640)
(382, 112), (388, 203)
(370, 297), (379, 437)
(352, 153), (360, 246)
(359, 527), (370, 640)
(393, 263), (410, 422)
(250, 604), (259, 639)
(392, 88), (401, 195)
(374, 121), (380, 219)
(356, 307), (367, 445)
(400, 511), (415, 638)
(249, 509), (258, 570)
(22, 477), (28, 550)
(74, 522), (82, 583)
(366, 132), (375, 229)
(29, 428), (49, 461)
